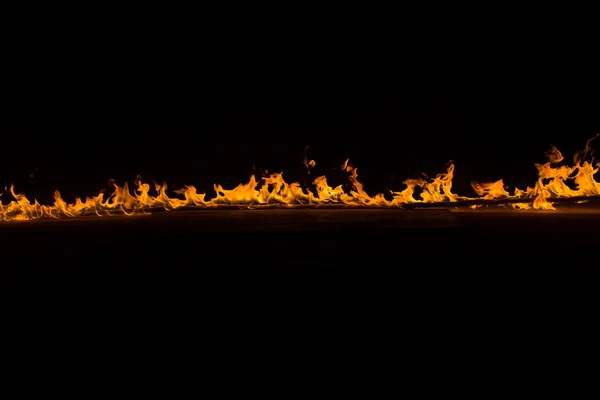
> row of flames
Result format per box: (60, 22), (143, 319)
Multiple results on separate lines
(1, 137), (600, 222)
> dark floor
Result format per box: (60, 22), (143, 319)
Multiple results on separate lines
(2, 206), (600, 293)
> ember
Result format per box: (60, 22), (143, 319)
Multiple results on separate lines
(1, 136), (599, 222)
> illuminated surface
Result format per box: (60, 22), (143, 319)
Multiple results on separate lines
(3, 207), (600, 293)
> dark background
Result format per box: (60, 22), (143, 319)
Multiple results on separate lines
(3, 12), (600, 297)
(2, 74), (599, 206)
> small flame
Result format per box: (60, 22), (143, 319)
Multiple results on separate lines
(2, 137), (600, 221)
(303, 146), (316, 174)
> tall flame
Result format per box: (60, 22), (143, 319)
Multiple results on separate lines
(469, 135), (600, 211)
(2, 136), (599, 221)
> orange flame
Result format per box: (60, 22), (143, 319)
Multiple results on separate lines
(1, 136), (599, 221)
(469, 135), (600, 211)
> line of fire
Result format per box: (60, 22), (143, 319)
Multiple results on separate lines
(1, 135), (599, 222)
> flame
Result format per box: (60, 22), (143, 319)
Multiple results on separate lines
(303, 146), (316, 174)
(468, 135), (600, 211)
(2, 136), (600, 221)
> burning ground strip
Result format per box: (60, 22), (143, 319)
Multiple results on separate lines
(2, 136), (600, 222)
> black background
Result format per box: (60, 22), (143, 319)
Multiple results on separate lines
(3, 10), (600, 298)
(2, 67), (599, 206)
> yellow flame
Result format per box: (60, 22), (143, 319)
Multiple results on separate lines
(2, 136), (599, 221)
(469, 135), (600, 210)
(303, 145), (316, 174)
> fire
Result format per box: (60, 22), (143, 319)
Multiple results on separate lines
(1, 137), (599, 221)
(468, 135), (600, 211)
